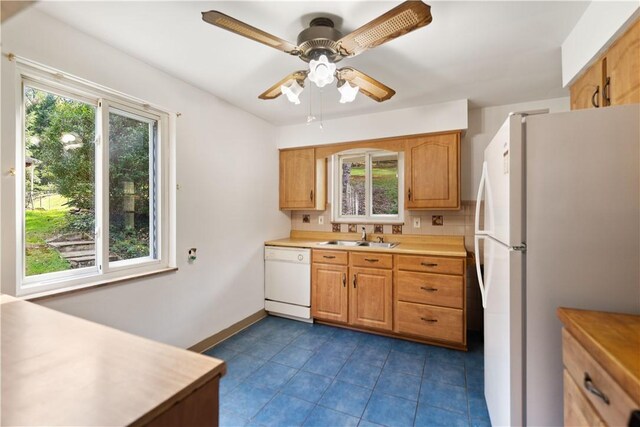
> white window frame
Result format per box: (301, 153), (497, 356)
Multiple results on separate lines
(14, 58), (176, 298)
(331, 149), (404, 224)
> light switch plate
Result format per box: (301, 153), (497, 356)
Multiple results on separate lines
(318, 216), (324, 225)
(413, 217), (421, 228)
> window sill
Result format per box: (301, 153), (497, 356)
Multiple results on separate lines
(331, 219), (404, 225)
(20, 267), (178, 302)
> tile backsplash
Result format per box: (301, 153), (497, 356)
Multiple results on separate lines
(290, 201), (482, 252)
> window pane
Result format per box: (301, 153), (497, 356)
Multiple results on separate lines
(24, 86), (96, 276)
(341, 156), (366, 216)
(109, 110), (155, 263)
(372, 154), (399, 215)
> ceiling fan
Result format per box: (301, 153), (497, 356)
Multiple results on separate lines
(202, 1), (432, 104)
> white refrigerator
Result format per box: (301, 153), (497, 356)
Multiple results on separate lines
(474, 104), (640, 427)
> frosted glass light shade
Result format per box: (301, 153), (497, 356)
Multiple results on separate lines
(281, 80), (303, 105)
(338, 81), (359, 103)
(308, 55), (336, 88)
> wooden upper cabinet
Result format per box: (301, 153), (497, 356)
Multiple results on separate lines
(279, 148), (326, 210)
(605, 18), (640, 106)
(405, 132), (460, 210)
(570, 59), (604, 109)
(571, 18), (639, 110)
(349, 267), (393, 331)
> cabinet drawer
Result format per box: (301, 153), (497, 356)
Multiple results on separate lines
(562, 329), (636, 427)
(397, 255), (463, 275)
(397, 271), (463, 308)
(350, 252), (393, 269)
(313, 250), (348, 265)
(396, 301), (463, 343)
(563, 369), (606, 427)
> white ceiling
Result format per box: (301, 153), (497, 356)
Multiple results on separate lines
(35, 1), (589, 125)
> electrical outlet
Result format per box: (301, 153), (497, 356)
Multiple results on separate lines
(318, 216), (324, 225)
(413, 217), (421, 228)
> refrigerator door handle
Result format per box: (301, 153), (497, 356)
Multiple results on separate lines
(475, 161), (493, 235)
(474, 235), (489, 308)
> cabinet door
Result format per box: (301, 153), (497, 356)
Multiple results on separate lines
(405, 133), (460, 209)
(570, 59), (604, 110)
(349, 267), (393, 331)
(279, 148), (316, 210)
(312, 263), (348, 323)
(605, 19), (640, 106)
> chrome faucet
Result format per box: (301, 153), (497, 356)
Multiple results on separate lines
(361, 227), (367, 242)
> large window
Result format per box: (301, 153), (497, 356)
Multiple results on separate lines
(332, 150), (404, 223)
(17, 61), (174, 297)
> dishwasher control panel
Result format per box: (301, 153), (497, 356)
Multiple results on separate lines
(264, 246), (310, 264)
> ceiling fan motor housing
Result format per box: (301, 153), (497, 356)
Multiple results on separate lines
(297, 17), (344, 62)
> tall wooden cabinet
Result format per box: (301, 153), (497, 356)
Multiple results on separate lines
(279, 147), (326, 210)
(405, 132), (461, 210)
(570, 18), (640, 110)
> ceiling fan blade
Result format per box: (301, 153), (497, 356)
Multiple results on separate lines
(259, 71), (308, 100)
(202, 11), (299, 55)
(337, 68), (396, 102)
(337, 1), (432, 58)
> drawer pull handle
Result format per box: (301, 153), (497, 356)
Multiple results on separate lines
(583, 373), (610, 405)
(421, 262), (438, 268)
(342, 273), (346, 287)
(364, 258), (379, 263)
(323, 255), (336, 259)
(420, 317), (438, 323)
(420, 286), (438, 292)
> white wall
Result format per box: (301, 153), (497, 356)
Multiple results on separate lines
(462, 97), (570, 200)
(275, 99), (468, 148)
(562, 2), (639, 87)
(0, 9), (290, 348)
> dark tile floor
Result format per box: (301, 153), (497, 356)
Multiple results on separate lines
(205, 316), (491, 427)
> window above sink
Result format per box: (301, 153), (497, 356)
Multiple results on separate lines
(331, 149), (404, 224)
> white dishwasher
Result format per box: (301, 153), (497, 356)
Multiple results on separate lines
(264, 246), (312, 322)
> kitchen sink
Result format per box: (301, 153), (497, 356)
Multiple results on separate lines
(319, 240), (363, 247)
(358, 241), (399, 248)
(318, 240), (399, 249)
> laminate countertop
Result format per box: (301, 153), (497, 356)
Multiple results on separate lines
(557, 307), (640, 403)
(265, 230), (468, 258)
(1, 295), (226, 426)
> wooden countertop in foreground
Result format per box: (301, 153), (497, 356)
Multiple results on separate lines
(1, 295), (226, 427)
(265, 230), (468, 258)
(557, 307), (640, 403)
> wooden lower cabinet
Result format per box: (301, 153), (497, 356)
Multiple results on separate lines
(311, 249), (467, 349)
(395, 301), (464, 343)
(312, 263), (348, 323)
(350, 267), (393, 331)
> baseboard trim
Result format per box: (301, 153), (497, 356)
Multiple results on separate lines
(188, 309), (267, 354)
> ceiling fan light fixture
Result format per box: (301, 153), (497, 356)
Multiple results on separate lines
(281, 80), (304, 104)
(338, 81), (359, 103)
(308, 54), (336, 88)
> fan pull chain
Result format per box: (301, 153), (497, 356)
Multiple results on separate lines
(306, 83), (315, 124)
(319, 88), (324, 130)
